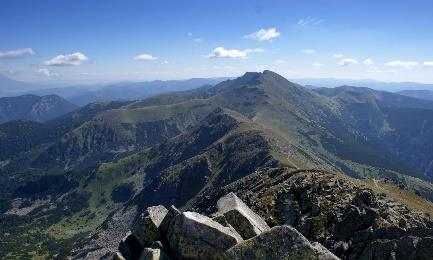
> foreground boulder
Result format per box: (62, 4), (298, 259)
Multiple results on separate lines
(132, 206), (168, 247)
(167, 211), (243, 259)
(159, 205), (182, 235)
(114, 191), (338, 260)
(119, 232), (143, 260)
(226, 225), (338, 260)
(215, 192), (270, 239)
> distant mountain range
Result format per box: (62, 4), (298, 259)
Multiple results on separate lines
(0, 74), (45, 96)
(293, 78), (433, 92)
(0, 94), (78, 123)
(2, 71), (433, 258)
(398, 89), (433, 101)
(1, 74), (229, 106)
(4, 73), (433, 106)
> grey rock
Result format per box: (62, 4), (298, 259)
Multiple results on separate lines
(416, 237), (433, 260)
(359, 240), (396, 260)
(216, 192), (270, 239)
(138, 248), (171, 260)
(132, 206), (168, 247)
(112, 252), (126, 260)
(119, 232), (143, 260)
(352, 190), (376, 207)
(312, 242), (340, 260)
(396, 236), (418, 260)
(226, 225), (339, 260)
(159, 205), (181, 235)
(167, 211), (243, 259)
(333, 241), (349, 255)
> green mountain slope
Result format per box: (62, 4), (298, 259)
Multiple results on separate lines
(2, 71), (433, 259)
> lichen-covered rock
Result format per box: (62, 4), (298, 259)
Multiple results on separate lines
(167, 211), (243, 259)
(216, 192), (270, 239)
(131, 206), (168, 247)
(225, 225), (338, 260)
(118, 232), (143, 260)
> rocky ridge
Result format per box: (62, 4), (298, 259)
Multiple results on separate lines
(189, 168), (433, 259)
(113, 192), (338, 260)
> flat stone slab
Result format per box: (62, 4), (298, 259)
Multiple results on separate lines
(216, 192), (270, 239)
(167, 211), (243, 259)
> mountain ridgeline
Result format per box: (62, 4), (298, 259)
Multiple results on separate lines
(1, 70), (433, 259)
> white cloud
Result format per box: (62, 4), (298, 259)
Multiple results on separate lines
(37, 68), (59, 77)
(312, 61), (324, 69)
(297, 17), (324, 27)
(193, 38), (204, 43)
(187, 32), (193, 37)
(0, 48), (35, 58)
(206, 47), (263, 59)
(207, 47), (247, 59)
(43, 52), (88, 66)
(333, 54), (343, 58)
(275, 60), (285, 64)
(423, 61), (433, 67)
(338, 58), (358, 66)
(302, 49), (316, 54)
(161, 60), (169, 64)
(384, 61), (419, 70)
(244, 28), (280, 41)
(363, 58), (374, 65)
(134, 53), (158, 61)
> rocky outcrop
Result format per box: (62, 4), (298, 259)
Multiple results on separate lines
(213, 192), (270, 239)
(167, 211), (243, 259)
(131, 206), (168, 247)
(226, 225), (338, 260)
(189, 168), (433, 260)
(113, 192), (338, 260)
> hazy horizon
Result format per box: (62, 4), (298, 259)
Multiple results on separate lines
(2, 0), (433, 84)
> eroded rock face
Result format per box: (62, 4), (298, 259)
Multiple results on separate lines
(132, 206), (168, 247)
(226, 225), (338, 260)
(167, 211), (243, 259)
(215, 192), (270, 239)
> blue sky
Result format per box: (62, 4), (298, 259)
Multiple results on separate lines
(1, 0), (433, 83)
